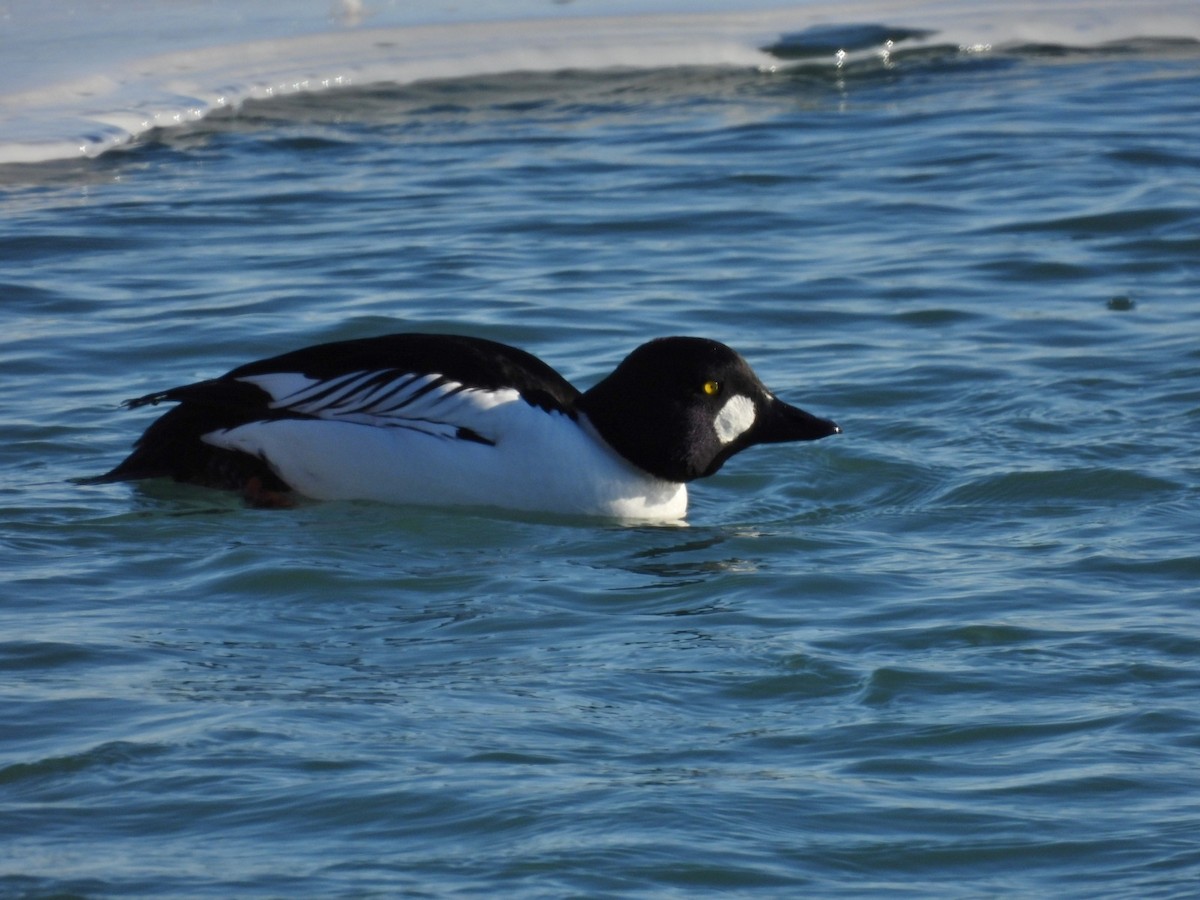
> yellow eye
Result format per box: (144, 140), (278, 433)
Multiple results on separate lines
(703, 380), (721, 396)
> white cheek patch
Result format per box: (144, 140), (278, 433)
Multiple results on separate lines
(714, 394), (756, 444)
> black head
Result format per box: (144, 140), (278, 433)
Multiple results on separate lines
(578, 337), (840, 483)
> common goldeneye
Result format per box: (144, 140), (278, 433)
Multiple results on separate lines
(89, 333), (840, 519)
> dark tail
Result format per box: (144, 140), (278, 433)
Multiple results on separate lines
(84, 383), (288, 492)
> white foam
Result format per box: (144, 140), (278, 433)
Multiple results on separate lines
(1, 0), (1196, 165)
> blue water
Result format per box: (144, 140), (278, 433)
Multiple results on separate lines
(3, 9), (1200, 898)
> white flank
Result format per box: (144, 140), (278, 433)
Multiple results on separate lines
(713, 394), (756, 444)
(201, 389), (687, 521)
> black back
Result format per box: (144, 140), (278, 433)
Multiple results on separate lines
(226, 333), (580, 414)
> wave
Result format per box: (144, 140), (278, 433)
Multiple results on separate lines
(1, 0), (1197, 166)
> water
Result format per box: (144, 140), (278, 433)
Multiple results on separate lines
(3, 2), (1200, 897)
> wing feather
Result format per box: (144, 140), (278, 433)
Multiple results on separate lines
(235, 370), (521, 442)
(94, 333), (584, 488)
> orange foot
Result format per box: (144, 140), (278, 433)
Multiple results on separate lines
(242, 476), (296, 509)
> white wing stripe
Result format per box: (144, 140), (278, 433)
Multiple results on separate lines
(235, 372), (521, 444)
(271, 371), (381, 408)
(359, 373), (426, 409)
(318, 371), (427, 411)
(239, 370), (440, 415)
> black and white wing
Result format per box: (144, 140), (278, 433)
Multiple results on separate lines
(235, 369), (515, 445)
(92, 333), (581, 488)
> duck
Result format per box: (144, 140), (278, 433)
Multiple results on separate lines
(88, 332), (840, 520)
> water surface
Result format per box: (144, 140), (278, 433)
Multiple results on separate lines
(2, 10), (1199, 898)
